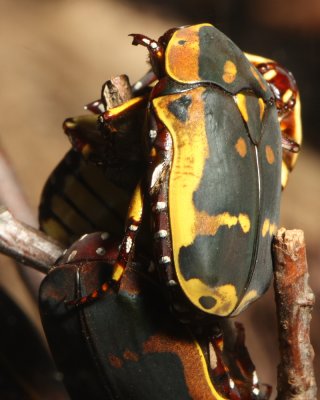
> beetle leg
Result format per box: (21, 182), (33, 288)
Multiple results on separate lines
(132, 69), (157, 95)
(66, 182), (144, 307)
(246, 53), (302, 188)
(101, 95), (148, 123)
(209, 335), (242, 400)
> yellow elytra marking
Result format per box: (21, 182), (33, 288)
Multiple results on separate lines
(262, 218), (277, 237)
(150, 147), (157, 157)
(258, 98), (265, 120)
(235, 137), (247, 157)
(127, 182), (143, 221)
(112, 263), (124, 281)
(238, 213), (251, 233)
(265, 145), (275, 164)
(282, 89), (293, 103)
(234, 289), (258, 314)
(154, 87), (252, 315)
(281, 160), (289, 188)
(263, 69), (277, 81)
(166, 23), (212, 83)
(195, 211), (251, 235)
(184, 280), (238, 316)
(153, 86), (208, 253)
(262, 219), (270, 237)
(223, 60), (237, 84)
(235, 93), (248, 122)
(269, 222), (277, 236)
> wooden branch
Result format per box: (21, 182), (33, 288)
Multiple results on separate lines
(0, 207), (63, 274)
(273, 228), (317, 400)
(102, 74), (132, 109)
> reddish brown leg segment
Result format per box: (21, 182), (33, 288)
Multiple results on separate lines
(66, 182), (144, 307)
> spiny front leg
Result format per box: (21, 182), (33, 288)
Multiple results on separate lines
(66, 182), (144, 307)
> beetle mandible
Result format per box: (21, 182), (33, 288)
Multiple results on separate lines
(71, 23), (301, 318)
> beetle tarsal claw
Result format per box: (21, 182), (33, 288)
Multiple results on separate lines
(129, 34), (159, 51)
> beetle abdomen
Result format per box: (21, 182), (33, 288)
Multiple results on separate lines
(153, 84), (281, 316)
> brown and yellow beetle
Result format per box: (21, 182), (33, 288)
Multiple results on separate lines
(68, 23), (301, 318)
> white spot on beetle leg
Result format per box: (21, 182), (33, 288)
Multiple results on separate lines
(101, 232), (109, 240)
(96, 247), (106, 256)
(149, 129), (157, 139)
(155, 201), (167, 212)
(126, 237), (133, 253)
(159, 256), (171, 264)
(67, 250), (77, 262)
(154, 230), (168, 239)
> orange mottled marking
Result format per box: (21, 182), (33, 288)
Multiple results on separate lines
(91, 290), (99, 299)
(166, 24), (211, 83)
(108, 354), (123, 369)
(222, 60), (237, 83)
(265, 145), (275, 164)
(123, 349), (139, 362)
(102, 282), (109, 292)
(235, 137), (247, 157)
(143, 333), (227, 400)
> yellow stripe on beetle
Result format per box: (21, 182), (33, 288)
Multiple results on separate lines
(153, 87), (251, 315)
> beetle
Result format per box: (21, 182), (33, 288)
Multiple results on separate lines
(40, 232), (271, 399)
(68, 23), (301, 318)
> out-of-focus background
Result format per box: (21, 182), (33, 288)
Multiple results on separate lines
(0, 0), (319, 397)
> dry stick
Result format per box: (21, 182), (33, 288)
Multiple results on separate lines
(273, 228), (317, 400)
(102, 74), (133, 108)
(0, 207), (63, 273)
(0, 147), (45, 295)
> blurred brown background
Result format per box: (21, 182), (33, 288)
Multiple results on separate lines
(0, 0), (319, 397)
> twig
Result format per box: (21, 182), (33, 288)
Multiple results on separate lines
(0, 207), (63, 273)
(0, 146), (46, 296)
(273, 228), (317, 400)
(102, 74), (132, 109)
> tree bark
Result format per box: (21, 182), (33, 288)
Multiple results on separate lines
(273, 228), (317, 399)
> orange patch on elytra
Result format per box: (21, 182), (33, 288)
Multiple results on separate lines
(235, 137), (247, 157)
(143, 333), (226, 400)
(166, 25), (203, 83)
(265, 145), (275, 164)
(223, 60), (237, 83)
(194, 210), (250, 235)
(108, 354), (123, 369)
(123, 349), (139, 362)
